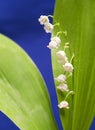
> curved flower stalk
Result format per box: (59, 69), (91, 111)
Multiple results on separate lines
(39, 14), (74, 110)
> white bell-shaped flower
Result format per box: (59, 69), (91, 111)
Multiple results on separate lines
(57, 83), (69, 92)
(56, 50), (68, 64)
(58, 101), (69, 109)
(38, 15), (49, 25)
(57, 58), (68, 64)
(55, 74), (66, 82)
(63, 62), (74, 72)
(51, 36), (61, 46)
(44, 23), (53, 33)
(47, 41), (58, 49)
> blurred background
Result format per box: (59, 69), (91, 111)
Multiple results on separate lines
(0, 0), (95, 129)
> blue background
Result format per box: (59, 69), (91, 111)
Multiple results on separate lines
(0, 0), (95, 130)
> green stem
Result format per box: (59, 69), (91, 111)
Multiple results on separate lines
(64, 91), (74, 101)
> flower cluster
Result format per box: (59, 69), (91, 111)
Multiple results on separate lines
(38, 15), (53, 33)
(38, 15), (74, 110)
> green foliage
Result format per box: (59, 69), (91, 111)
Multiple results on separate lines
(52, 0), (95, 130)
(0, 0), (95, 129)
(0, 34), (57, 130)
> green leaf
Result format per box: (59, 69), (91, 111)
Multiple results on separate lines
(52, 0), (95, 130)
(0, 34), (58, 130)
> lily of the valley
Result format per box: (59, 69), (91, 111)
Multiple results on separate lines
(55, 74), (66, 82)
(38, 15), (49, 25)
(44, 22), (53, 33)
(39, 14), (74, 110)
(57, 83), (69, 92)
(47, 41), (58, 49)
(47, 36), (61, 49)
(51, 36), (61, 46)
(58, 101), (69, 109)
(63, 62), (74, 73)
(38, 15), (53, 33)
(56, 50), (68, 64)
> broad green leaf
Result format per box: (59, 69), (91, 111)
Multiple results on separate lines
(0, 34), (58, 130)
(52, 0), (95, 130)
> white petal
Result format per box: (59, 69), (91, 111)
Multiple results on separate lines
(47, 41), (58, 49)
(51, 36), (61, 46)
(56, 50), (68, 64)
(57, 57), (68, 65)
(55, 74), (66, 82)
(58, 101), (69, 109)
(38, 15), (49, 25)
(57, 83), (69, 92)
(44, 23), (53, 33)
(63, 63), (74, 72)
